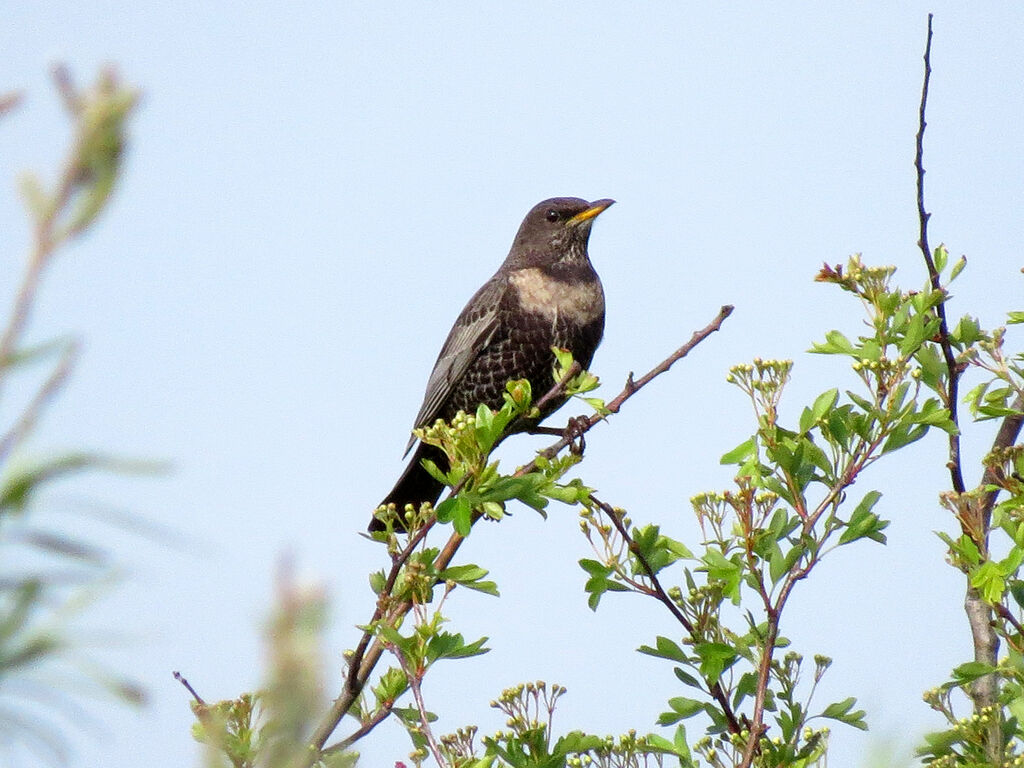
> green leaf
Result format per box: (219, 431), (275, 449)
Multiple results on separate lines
(439, 563), (486, 582)
(376, 625), (413, 657)
(1008, 580), (1024, 609)
(452, 495), (473, 535)
(438, 564), (499, 596)
(552, 347), (574, 371)
(952, 660), (996, 684)
(769, 543), (805, 583)
(733, 671), (758, 708)
(970, 560), (1005, 603)
(579, 558), (611, 577)
(799, 388), (839, 434)
(474, 402), (496, 449)
(701, 549), (742, 604)
(657, 696), (704, 725)
(839, 491), (887, 545)
(421, 458), (448, 484)
(899, 312), (929, 357)
(914, 345), (945, 389)
(426, 632), (489, 661)
(579, 559), (628, 610)
(820, 696), (867, 730)
(637, 635), (688, 663)
(1008, 696), (1024, 727)
(809, 330), (856, 356)
(555, 731), (606, 753)
(720, 437), (756, 466)
(951, 314), (984, 346)
(694, 642), (738, 684)
(918, 728), (960, 755)
(434, 496), (457, 523)
(644, 728), (694, 760)
(823, 407), (851, 448)
(949, 255), (967, 282)
(880, 423), (928, 454)
(673, 666), (700, 688)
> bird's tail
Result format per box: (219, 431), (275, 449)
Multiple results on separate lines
(370, 442), (447, 532)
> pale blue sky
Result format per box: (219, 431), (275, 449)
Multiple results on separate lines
(3, 3), (1024, 767)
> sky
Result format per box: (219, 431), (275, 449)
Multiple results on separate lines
(3, 3), (1024, 767)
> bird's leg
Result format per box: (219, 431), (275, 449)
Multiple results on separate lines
(527, 415), (589, 454)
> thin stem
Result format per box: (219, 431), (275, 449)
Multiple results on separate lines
(393, 651), (445, 767)
(321, 704), (393, 755)
(172, 671), (207, 706)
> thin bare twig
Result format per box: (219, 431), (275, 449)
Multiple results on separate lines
(173, 671), (207, 707)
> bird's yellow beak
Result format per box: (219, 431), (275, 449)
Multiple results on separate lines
(568, 198), (615, 226)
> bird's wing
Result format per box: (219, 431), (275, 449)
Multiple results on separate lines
(404, 275), (505, 455)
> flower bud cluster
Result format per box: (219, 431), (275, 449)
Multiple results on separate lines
(850, 356), (912, 375)
(726, 358), (794, 390)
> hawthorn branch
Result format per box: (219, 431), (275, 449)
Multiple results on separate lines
(590, 493), (743, 737)
(308, 304), (734, 760)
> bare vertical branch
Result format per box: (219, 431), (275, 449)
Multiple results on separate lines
(915, 14), (966, 495)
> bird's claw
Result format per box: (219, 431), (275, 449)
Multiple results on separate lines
(563, 415), (589, 456)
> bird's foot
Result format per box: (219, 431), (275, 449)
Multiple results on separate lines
(563, 415), (589, 456)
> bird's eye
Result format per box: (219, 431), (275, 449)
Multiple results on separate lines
(545, 209), (559, 222)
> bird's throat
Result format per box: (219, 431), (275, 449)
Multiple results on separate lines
(508, 266), (605, 325)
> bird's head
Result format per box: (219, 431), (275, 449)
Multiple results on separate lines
(506, 197), (615, 269)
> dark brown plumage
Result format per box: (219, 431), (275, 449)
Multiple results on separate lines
(371, 197), (614, 532)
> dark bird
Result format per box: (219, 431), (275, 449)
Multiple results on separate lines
(371, 197), (614, 532)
